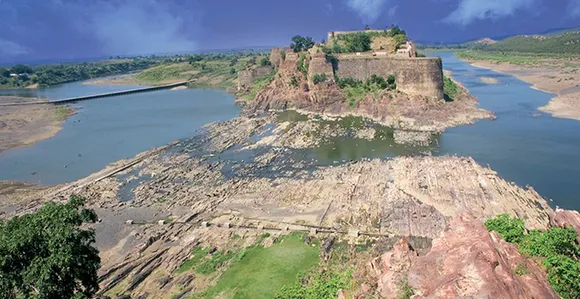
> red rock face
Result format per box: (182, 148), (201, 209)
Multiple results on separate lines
(550, 208), (580, 243)
(365, 215), (558, 299)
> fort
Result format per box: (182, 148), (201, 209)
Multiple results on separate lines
(240, 28), (445, 100)
(237, 65), (274, 91)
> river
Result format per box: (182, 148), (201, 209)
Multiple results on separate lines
(1, 54), (579, 210)
(0, 81), (240, 184)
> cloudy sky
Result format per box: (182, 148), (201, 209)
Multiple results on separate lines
(0, 0), (579, 64)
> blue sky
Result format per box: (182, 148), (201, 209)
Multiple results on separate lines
(0, 0), (579, 64)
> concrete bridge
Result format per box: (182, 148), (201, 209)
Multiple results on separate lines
(0, 81), (190, 107)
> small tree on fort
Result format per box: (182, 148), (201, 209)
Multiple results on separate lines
(0, 196), (100, 298)
(365, 25), (371, 30)
(259, 57), (271, 66)
(290, 35), (315, 53)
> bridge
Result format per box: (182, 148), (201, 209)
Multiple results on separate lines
(0, 81), (190, 107)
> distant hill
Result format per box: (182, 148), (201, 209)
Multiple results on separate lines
(419, 29), (580, 54)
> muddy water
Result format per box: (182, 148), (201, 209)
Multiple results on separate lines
(0, 82), (240, 184)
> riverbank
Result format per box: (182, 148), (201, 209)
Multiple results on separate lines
(0, 112), (563, 298)
(0, 96), (75, 154)
(460, 57), (580, 121)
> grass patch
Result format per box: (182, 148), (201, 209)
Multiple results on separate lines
(175, 246), (210, 274)
(396, 278), (414, 299)
(194, 233), (319, 299)
(443, 76), (459, 101)
(244, 71), (276, 100)
(196, 251), (235, 275)
(54, 106), (71, 119)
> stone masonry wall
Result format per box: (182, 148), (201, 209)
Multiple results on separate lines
(270, 48), (286, 67)
(334, 56), (444, 98)
(237, 65), (274, 90)
(308, 53), (334, 83)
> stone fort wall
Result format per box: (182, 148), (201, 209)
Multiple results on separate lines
(334, 56), (444, 98)
(307, 53), (334, 83)
(238, 65), (274, 90)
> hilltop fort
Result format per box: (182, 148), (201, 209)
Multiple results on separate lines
(238, 27), (492, 136)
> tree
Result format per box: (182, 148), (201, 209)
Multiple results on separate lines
(365, 25), (371, 30)
(346, 32), (372, 52)
(0, 195), (101, 299)
(259, 57), (271, 66)
(290, 35), (315, 53)
(10, 64), (33, 74)
(0, 68), (10, 78)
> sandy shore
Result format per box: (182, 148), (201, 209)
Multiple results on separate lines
(466, 59), (580, 121)
(84, 74), (144, 86)
(0, 96), (75, 153)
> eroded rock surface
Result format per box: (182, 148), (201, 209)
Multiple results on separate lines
(366, 215), (558, 299)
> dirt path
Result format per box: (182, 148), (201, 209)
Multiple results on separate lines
(0, 96), (75, 153)
(465, 59), (580, 121)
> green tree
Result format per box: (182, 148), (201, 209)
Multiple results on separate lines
(365, 25), (371, 30)
(346, 32), (372, 52)
(259, 57), (271, 66)
(10, 64), (33, 74)
(0, 68), (10, 78)
(290, 36), (315, 53)
(0, 196), (100, 299)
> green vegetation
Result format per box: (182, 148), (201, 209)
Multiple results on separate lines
(275, 269), (352, 299)
(194, 233), (320, 299)
(312, 73), (328, 84)
(175, 246), (211, 274)
(54, 106), (71, 119)
(397, 278), (415, 299)
(0, 58), (161, 88)
(323, 26), (407, 54)
(443, 76), (459, 101)
(0, 195), (100, 299)
(515, 263), (531, 276)
(336, 75), (396, 108)
(291, 35), (315, 53)
(289, 75), (299, 87)
(297, 53), (309, 77)
(175, 246), (234, 276)
(0, 50), (269, 89)
(485, 214), (580, 298)
(245, 71), (277, 100)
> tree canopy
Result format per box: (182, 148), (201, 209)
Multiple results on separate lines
(0, 196), (101, 299)
(290, 35), (315, 53)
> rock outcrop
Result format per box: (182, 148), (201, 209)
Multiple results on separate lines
(365, 215), (559, 299)
(550, 208), (580, 243)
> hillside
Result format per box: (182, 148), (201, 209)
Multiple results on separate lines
(421, 30), (580, 55)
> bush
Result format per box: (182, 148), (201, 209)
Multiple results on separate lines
(543, 256), (580, 299)
(260, 57), (272, 66)
(312, 73), (328, 84)
(484, 214), (525, 243)
(519, 227), (580, 259)
(297, 53), (309, 77)
(485, 214), (580, 298)
(289, 75), (299, 87)
(443, 76), (459, 100)
(275, 269), (352, 299)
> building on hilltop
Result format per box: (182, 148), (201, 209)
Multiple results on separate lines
(395, 41), (416, 58)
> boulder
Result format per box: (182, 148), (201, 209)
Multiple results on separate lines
(368, 238), (417, 298)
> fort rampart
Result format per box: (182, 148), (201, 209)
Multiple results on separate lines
(334, 55), (444, 98)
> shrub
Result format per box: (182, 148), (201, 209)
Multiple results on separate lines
(519, 227), (580, 258)
(443, 76), (459, 100)
(289, 75), (299, 87)
(542, 256), (580, 299)
(275, 269), (352, 299)
(260, 57), (272, 66)
(312, 73), (328, 84)
(484, 214), (525, 243)
(297, 53), (309, 77)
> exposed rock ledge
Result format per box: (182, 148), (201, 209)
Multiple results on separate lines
(363, 214), (559, 299)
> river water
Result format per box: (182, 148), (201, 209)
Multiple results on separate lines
(1, 54), (579, 210)
(0, 82), (240, 184)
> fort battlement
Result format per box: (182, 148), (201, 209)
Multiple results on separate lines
(334, 55), (444, 98)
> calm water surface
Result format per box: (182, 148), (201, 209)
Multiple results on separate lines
(0, 82), (239, 184)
